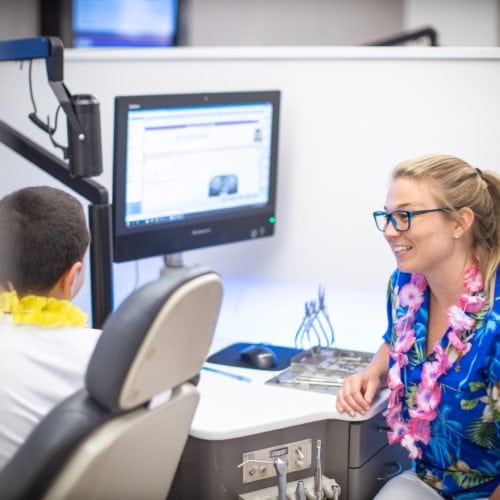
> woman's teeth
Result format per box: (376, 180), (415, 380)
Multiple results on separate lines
(394, 245), (411, 254)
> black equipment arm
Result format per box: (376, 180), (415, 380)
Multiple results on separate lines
(366, 27), (439, 47)
(0, 37), (113, 328)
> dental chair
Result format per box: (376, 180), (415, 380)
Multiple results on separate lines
(0, 266), (223, 500)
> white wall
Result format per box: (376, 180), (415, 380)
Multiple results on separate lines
(1, 47), (499, 327)
(404, 0), (500, 46)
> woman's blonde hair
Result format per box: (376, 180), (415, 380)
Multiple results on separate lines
(392, 154), (499, 303)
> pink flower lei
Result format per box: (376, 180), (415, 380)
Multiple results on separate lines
(383, 264), (486, 460)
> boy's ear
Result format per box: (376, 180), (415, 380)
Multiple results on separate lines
(55, 262), (83, 300)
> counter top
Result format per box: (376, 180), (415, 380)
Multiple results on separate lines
(190, 278), (389, 440)
(192, 341), (388, 441)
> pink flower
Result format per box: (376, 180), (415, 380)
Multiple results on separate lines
(387, 362), (404, 391)
(421, 361), (441, 388)
(434, 343), (452, 373)
(447, 330), (471, 354)
(385, 404), (403, 429)
(408, 406), (437, 422)
(387, 421), (407, 444)
(401, 434), (422, 459)
(447, 305), (475, 331)
(387, 390), (401, 410)
(463, 265), (483, 293)
(395, 312), (416, 334)
(397, 353), (409, 368)
(394, 329), (415, 354)
(399, 283), (425, 311)
(458, 294), (486, 313)
(408, 417), (431, 444)
(415, 383), (441, 412)
(389, 351), (408, 368)
(410, 273), (428, 292)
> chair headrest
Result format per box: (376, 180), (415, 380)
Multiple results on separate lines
(85, 267), (223, 412)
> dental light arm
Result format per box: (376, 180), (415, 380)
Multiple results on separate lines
(0, 37), (112, 328)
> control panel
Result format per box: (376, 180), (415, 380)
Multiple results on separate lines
(241, 438), (312, 483)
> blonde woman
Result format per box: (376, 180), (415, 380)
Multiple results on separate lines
(337, 155), (499, 499)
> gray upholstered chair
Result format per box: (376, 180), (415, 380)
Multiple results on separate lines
(0, 266), (223, 500)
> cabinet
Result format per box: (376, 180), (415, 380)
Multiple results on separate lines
(326, 410), (410, 500)
(168, 409), (410, 500)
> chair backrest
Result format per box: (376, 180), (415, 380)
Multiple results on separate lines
(0, 266), (223, 500)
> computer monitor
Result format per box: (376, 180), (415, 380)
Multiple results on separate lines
(40, 0), (179, 48)
(112, 90), (281, 263)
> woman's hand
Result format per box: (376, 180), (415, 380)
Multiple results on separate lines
(336, 341), (390, 416)
(336, 371), (381, 416)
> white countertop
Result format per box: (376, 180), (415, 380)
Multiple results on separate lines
(192, 357), (389, 440)
(190, 276), (389, 441)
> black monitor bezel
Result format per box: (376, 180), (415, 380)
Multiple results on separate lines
(112, 90), (281, 263)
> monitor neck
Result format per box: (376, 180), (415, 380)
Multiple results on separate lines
(161, 252), (186, 274)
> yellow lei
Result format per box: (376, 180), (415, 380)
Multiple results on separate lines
(0, 291), (88, 328)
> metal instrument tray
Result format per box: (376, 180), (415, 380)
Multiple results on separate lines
(266, 346), (373, 395)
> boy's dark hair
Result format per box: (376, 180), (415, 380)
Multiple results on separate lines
(0, 186), (90, 295)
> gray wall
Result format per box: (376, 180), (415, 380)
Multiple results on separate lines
(182, 0), (402, 46)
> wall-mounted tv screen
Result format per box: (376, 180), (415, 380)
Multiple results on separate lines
(112, 90), (281, 263)
(41, 0), (179, 48)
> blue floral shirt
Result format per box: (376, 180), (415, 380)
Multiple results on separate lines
(383, 267), (500, 499)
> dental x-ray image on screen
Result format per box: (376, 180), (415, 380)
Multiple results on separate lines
(112, 90), (281, 262)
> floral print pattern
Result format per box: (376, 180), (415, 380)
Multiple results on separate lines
(383, 267), (500, 499)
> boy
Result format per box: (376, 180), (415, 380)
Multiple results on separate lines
(0, 186), (100, 469)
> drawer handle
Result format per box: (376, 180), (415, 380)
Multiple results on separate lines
(377, 461), (403, 481)
(377, 426), (390, 432)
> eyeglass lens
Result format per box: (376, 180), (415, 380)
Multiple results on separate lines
(375, 211), (411, 231)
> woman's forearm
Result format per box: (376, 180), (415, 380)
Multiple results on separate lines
(365, 341), (390, 387)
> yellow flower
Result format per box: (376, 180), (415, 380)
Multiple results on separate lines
(0, 291), (19, 314)
(0, 291), (87, 328)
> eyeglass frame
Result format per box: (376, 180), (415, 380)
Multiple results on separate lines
(372, 208), (451, 232)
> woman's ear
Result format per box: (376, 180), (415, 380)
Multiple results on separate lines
(454, 207), (475, 238)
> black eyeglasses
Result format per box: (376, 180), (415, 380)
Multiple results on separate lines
(372, 208), (450, 232)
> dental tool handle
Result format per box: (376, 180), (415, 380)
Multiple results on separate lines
(295, 480), (306, 500)
(314, 439), (322, 500)
(274, 458), (288, 500)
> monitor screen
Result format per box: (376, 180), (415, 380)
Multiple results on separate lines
(72, 0), (179, 47)
(112, 90), (281, 263)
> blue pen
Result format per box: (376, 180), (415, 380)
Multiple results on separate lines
(202, 366), (252, 383)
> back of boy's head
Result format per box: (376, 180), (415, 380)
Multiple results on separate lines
(0, 186), (90, 295)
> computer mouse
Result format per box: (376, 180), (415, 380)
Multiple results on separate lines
(240, 344), (278, 370)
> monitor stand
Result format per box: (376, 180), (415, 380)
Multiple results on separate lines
(159, 251), (206, 284)
(160, 252), (192, 278)
(162, 252), (185, 271)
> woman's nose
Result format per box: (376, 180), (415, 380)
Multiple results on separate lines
(383, 220), (400, 238)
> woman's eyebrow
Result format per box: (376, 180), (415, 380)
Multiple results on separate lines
(383, 203), (415, 211)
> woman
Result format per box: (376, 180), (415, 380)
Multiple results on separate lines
(336, 155), (499, 499)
